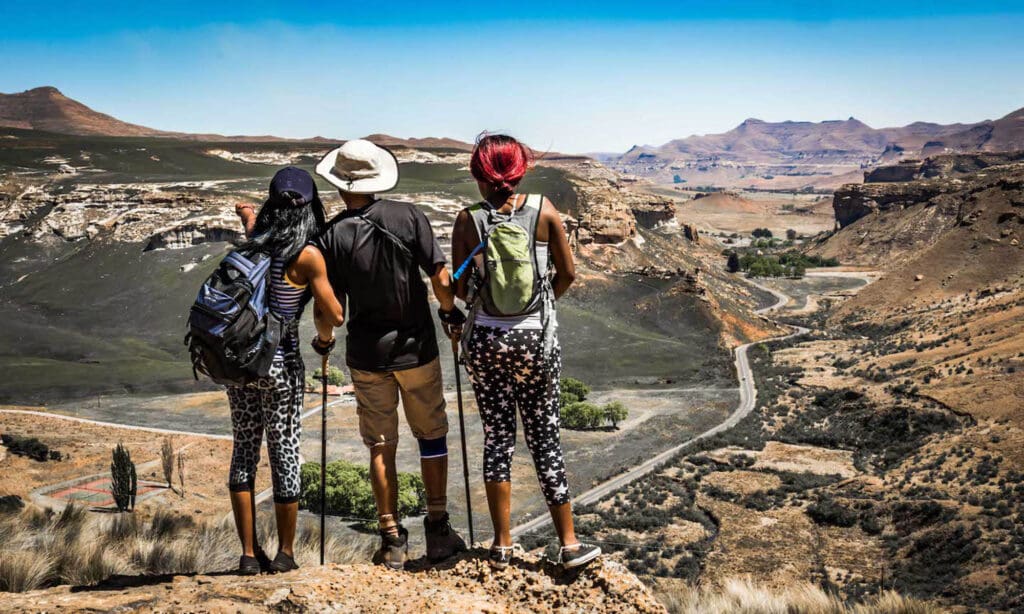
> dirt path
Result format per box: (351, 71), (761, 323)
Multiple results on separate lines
(510, 272), (865, 538)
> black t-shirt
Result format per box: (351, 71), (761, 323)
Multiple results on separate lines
(314, 199), (446, 372)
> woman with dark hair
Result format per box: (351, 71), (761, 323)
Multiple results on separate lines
(228, 167), (343, 575)
(451, 135), (600, 570)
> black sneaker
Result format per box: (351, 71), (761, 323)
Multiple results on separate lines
(559, 543), (601, 569)
(269, 550), (299, 573)
(424, 513), (467, 562)
(488, 545), (516, 570)
(372, 526), (409, 570)
(238, 554), (261, 575)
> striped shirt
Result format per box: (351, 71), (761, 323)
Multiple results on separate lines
(269, 257), (308, 353)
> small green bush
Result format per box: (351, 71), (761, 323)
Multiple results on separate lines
(311, 366), (346, 386)
(299, 460), (424, 528)
(560, 377), (590, 404)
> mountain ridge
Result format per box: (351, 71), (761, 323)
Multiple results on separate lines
(612, 106), (1024, 190)
(0, 87), (472, 148)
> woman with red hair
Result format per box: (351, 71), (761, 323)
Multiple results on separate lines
(452, 134), (600, 570)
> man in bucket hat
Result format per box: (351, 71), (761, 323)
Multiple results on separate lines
(312, 139), (467, 569)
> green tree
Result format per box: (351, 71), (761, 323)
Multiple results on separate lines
(560, 377), (590, 403)
(786, 228), (798, 241)
(111, 442), (137, 512)
(603, 402), (629, 428)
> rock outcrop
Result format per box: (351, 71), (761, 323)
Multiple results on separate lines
(813, 154), (1024, 269)
(1, 184), (238, 248)
(2, 553), (666, 613)
(831, 180), (955, 228)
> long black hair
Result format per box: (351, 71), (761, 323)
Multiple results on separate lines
(238, 171), (326, 264)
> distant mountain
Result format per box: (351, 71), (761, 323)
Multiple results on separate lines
(363, 133), (474, 151)
(0, 87), (463, 147)
(613, 107), (1024, 191)
(0, 86), (172, 137)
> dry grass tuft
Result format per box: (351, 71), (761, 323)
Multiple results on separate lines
(657, 578), (941, 614)
(0, 504), (371, 593)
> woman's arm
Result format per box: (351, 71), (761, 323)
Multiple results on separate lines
(451, 209), (477, 302)
(235, 203), (258, 237)
(543, 198), (576, 299)
(290, 245), (344, 341)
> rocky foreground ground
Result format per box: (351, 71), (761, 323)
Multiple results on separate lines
(2, 551), (664, 613)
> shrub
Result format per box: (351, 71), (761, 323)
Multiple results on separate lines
(160, 437), (174, 489)
(560, 377), (590, 403)
(603, 402), (629, 428)
(1, 434), (59, 462)
(806, 497), (858, 527)
(726, 252), (741, 273)
(311, 366), (346, 386)
(299, 460), (424, 527)
(752, 227), (773, 238)
(562, 402), (604, 429)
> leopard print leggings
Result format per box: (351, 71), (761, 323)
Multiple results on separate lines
(226, 345), (305, 503)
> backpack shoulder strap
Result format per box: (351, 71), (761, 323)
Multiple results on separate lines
(356, 211), (413, 260)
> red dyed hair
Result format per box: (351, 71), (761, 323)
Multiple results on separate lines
(470, 134), (534, 196)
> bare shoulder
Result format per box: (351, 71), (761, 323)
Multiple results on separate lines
(292, 245), (324, 274)
(539, 196), (562, 222)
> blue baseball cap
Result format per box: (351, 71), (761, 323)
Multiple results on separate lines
(269, 166), (317, 206)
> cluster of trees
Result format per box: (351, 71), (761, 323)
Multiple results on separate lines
(751, 228), (773, 238)
(559, 377), (629, 429)
(299, 460), (424, 528)
(724, 250), (840, 278)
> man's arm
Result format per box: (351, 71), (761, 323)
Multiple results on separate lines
(429, 264), (456, 312)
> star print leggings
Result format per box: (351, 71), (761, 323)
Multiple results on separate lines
(464, 325), (570, 506)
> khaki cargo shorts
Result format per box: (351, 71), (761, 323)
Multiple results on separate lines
(349, 357), (448, 448)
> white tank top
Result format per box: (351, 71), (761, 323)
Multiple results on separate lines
(473, 242), (554, 331)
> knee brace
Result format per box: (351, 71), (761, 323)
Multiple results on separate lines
(417, 436), (448, 460)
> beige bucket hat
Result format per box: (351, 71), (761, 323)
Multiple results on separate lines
(315, 139), (399, 194)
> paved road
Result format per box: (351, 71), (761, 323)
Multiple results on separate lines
(510, 278), (812, 538)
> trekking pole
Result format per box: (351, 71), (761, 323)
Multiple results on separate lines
(451, 338), (475, 546)
(319, 354), (328, 566)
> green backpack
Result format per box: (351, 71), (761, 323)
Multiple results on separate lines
(467, 194), (544, 317)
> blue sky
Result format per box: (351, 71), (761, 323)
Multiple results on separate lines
(2, 1), (1023, 152)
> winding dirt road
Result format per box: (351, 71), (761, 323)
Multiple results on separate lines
(510, 274), (826, 538)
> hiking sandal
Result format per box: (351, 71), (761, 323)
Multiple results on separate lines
(488, 544), (517, 570)
(559, 543), (601, 569)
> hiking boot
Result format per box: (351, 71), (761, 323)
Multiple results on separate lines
(372, 526), (409, 570)
(268, 550), (299, 573)
(424, 513), (467, 562)
(488, 544), (516, 570)
(559, 543), (601, 569)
